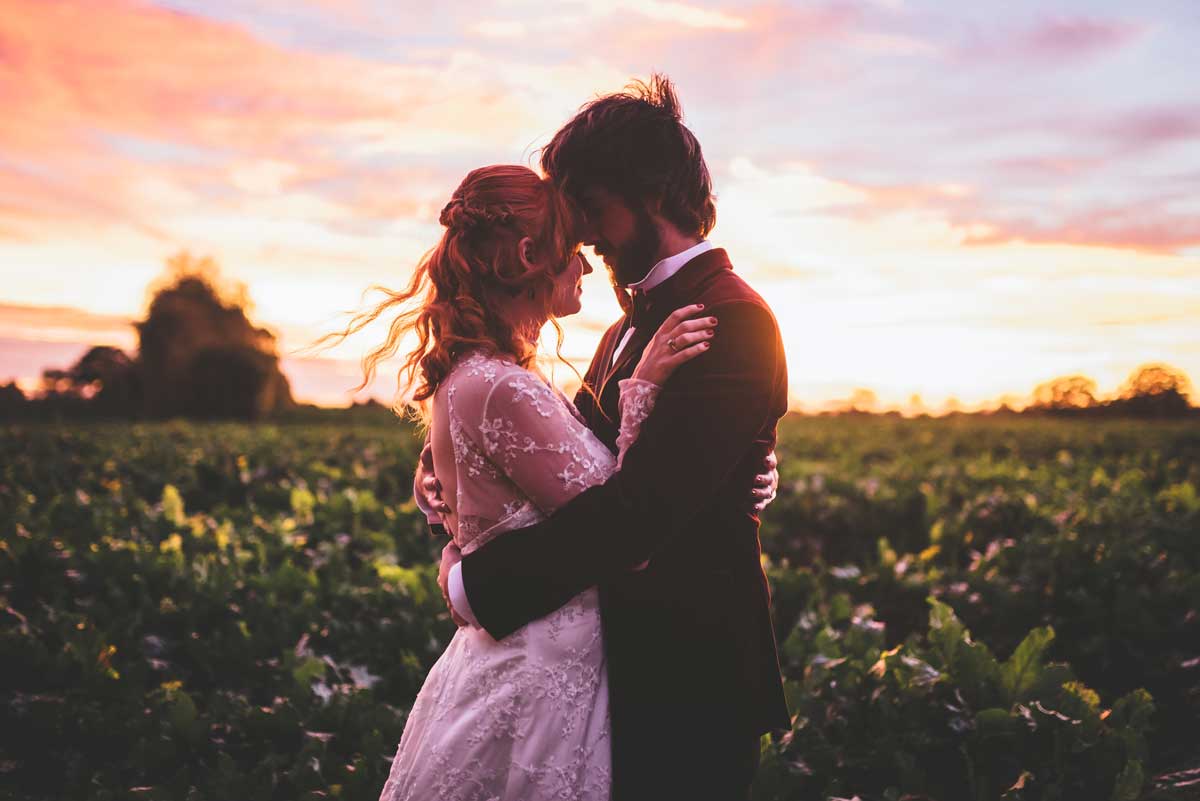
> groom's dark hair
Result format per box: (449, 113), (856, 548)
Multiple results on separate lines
(540, 74), (716, 238)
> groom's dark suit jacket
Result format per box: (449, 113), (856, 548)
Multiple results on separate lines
(460, 247), (790, 794)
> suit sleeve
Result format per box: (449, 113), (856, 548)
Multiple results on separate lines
(461, 300), (783, 639)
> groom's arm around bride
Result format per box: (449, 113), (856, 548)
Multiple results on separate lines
(463, 257), (791, 796)
(456, 74), (790, 799)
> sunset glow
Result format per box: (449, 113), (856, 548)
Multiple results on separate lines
(2, 0), (1197, 412)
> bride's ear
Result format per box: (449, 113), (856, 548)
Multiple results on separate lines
(517, 236), (538, 274)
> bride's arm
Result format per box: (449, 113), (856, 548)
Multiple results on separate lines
(613, 378), (659, 572)
(445, 311), (713, 625)
(458, 300), (784, 640)
(471, 307), (714, 516)
(614, 379), (660, 468)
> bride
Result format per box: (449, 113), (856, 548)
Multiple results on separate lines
(318, 165), (716, 800)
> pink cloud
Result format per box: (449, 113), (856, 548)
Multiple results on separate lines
(955, 15), (1146, 66)
(0, 302), (135, 342)
(991, 155), (1106, 177)
(785, 167), (1200, 256)
(962, 205), (1200, 254)
(1021, 16), (1146, 60)
(0, 155), (198, 242)
(0, 0), (523, 161)
(0, 0), (539, 245)
(803, 177), (976, 223)
(1105, 106), (1200, 151)
(566, 2), (862, 94)
(0, 162), (162, 241)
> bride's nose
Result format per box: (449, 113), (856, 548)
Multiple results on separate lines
(579, 253), (594, 276)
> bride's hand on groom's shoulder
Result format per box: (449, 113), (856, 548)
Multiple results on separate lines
(632, 304), (718, 387)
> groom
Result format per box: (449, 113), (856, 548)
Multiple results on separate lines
(431, 76), (789, 799)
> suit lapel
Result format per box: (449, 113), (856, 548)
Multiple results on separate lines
(577, 318), (629, 432)
(598, 317), (649, 406)
(594, 248), (734, 415)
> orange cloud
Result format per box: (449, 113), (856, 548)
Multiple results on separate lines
(0, 301), (136, 346)
(0, 0), (392, 157)
(0, 0), (557, 262)
(0, 160), (177, 242)
(0, 0), (542, 162)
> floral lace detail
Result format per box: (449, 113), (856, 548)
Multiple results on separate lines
(448, 390), (499, 481)
(615, 378), (661, 468)
(379, 351), (660, 801)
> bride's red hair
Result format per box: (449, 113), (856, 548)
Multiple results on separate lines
(309, 165), (579, 416)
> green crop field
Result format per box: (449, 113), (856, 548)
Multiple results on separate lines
(2, 415), (1197, 801)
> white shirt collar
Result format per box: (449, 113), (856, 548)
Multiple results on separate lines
(626, 240), (712, 293)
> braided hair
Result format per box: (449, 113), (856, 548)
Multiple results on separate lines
(308, 165), (581, 418)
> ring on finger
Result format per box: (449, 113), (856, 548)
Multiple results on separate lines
(667, 337), (680, 353)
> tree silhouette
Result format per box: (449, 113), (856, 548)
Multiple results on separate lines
(135, 251), (294, 420)
(187, 345), (290, 420)
(0, 381), (25, 418)
(1031, 374), (1097, 412)
(1111, 363), (1193, 417)
(35, 346), (140, 416)
(71, 346), (140, 410)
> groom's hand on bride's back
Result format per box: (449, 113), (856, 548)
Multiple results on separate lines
(748, 450), (779, 514)
(416, 441), (452, 520)
(416, 442), (468, 626)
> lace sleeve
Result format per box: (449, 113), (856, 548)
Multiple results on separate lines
(474, 369), (614, 516)
(615, 378), (662, 468)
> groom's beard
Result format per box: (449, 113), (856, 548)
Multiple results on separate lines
(608, 208), (661, 287)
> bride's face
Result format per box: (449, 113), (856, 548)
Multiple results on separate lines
(548, 250), (592, 318)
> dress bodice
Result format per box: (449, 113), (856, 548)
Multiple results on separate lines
(440, 350), (658, 555)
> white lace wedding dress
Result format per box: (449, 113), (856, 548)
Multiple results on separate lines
(378, 350), (660, 801)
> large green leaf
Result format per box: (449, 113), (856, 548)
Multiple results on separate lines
(1000, 627), (1055, 704)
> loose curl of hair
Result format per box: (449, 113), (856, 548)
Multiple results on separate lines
(307, 165), (582, 420)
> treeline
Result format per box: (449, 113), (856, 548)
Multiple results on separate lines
(0, 251), (1195, 423)
(1017, 365), (1195, 419)
(1, 252), (293, 422)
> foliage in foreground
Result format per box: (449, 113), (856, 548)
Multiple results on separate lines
(1, 416), (1197, 800)
(755, 416), (1199, 801)
(756, 597), (1155, 801)
(1, 421), (444, 799)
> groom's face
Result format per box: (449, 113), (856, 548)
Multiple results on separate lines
(576, 186), (660, 287)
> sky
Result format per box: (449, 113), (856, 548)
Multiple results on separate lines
(1, 0), (1197, 412)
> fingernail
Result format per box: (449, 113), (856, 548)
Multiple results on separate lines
(709, 318), (718, 324)
(697, 304), (704, 309)
(702, 342), (710, 348)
